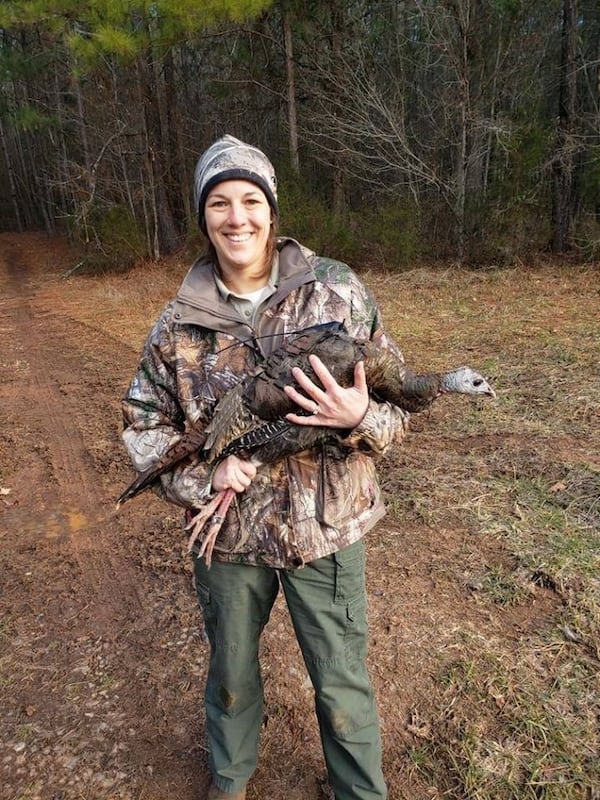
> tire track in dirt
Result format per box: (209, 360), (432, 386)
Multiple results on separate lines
(0, 235), (209, 800)
(0, 242), (144, 634)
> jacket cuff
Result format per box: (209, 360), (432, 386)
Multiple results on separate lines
(341, 399), (409, 454)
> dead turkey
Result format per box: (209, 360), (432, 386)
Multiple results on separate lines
(117, 321), (495, 563)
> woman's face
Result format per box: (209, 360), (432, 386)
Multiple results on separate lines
(204, 179), (273, 281)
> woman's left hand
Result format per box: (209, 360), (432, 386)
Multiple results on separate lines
(284, 355), (369, 429)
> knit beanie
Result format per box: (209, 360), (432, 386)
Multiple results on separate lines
(193, 134), (278, 232)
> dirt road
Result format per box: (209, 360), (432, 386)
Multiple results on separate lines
(0, 233), (214, 799)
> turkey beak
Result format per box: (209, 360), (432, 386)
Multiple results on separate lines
(472, 376), (496, 399)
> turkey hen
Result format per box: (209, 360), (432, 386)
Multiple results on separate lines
(117, 321), (495, 563)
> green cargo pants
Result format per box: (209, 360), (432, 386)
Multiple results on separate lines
(193, 539), (387, 800)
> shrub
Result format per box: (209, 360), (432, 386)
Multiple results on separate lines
(74, 204), (147, 273)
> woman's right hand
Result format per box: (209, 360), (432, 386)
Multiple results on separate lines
(211, 455), (257, 493)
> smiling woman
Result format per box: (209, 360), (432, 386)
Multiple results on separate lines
(204, 182), (274, 292)
(120, 134), (410, 800)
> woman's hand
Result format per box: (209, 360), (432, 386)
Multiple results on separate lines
(284, 355), (369, 429)
(212, 455), (257, 493)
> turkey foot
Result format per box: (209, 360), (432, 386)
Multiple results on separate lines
(186, 488), (236, 566)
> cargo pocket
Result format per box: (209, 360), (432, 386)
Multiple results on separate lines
(344, 594), (368, 668)
(333, 541), (368, 668)
(333, 539), (366, 603)
(193, 563), (217, 646)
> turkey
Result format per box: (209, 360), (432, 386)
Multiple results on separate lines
(117, 321), (495, 563)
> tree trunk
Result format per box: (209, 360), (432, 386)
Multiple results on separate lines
(453, 1), (470, 261)
(71, 68), (94, 242)
(54, 64), (75, 231)
(282, 11), (300, 173)
(107, 61), (137, 219)
(163, 48), (190, 226)
(137, 52), (181, 257)
(0, 119), (23, 231)
(455, 96), (467, 261)
(330, 1), (345, 218)
(551, 0), (578, 252)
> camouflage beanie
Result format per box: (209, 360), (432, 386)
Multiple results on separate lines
(193, 134), (278, 232)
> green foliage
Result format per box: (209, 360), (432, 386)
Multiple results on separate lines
(67, 24), (140, 62)
(7, 105), (57, 131)
(464, 197), (551, 265)
(0, 41), (54, 81)
(573, 215), (600, 261)
(78, 204), (146, 272)
(361, 200), (420, 268)
(278, 175), (422, 269)
(278, 176), (362, 265)
(577, 145), (600, 207)
(0, 0), (275, 67)
(509, 124), (552, 186)
(490, 0), (524, 14)
(460, 121), (555, 263)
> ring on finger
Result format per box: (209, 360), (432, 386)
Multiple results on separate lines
(312, 404), (320, 415)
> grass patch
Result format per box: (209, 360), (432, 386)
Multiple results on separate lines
(410, 646), (599, 799)
(372, 264), (599, 798)
(473, 466), (600, 651)
(476, 565), (534, 606)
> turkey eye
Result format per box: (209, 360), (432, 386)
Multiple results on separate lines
(473, 379), (483, 387)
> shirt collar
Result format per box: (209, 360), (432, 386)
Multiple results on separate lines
(214, 252), (280, 302)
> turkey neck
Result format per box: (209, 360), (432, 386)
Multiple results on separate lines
(360, 343), (442, 413)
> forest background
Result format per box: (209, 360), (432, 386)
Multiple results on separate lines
(0, 0), (599, 267)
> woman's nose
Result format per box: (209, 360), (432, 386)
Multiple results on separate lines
(227, 201), (245, 226)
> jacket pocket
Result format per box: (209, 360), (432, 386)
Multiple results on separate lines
(317, 448), (381, 528)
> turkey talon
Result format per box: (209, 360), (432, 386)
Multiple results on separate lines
(185, 489), (236, 567)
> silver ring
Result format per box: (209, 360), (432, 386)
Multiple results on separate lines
(312, 404), (320, 415)
(211, 515), (225, 525)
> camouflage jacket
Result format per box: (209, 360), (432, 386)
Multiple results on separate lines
(121, 238), (409, 568)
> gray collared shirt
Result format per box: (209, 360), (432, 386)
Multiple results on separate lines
(214, 254), (279, 324)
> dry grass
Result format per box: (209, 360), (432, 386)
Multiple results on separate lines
(370, 262), (600, 799)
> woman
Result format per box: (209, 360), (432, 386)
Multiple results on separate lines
(122, 135), (409, 800)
